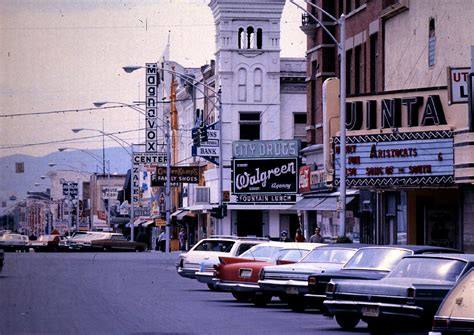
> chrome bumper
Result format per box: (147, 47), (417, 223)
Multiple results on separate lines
(258, 279), (308, 295)
(217, 281), (261, 293)
(195, 271), (218, 285)
(177, 267), (198, 279)
(324, 300), (424, 319)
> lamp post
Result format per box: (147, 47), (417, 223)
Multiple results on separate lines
(290, 0), (347, 237)
(71, 127), (132, 156)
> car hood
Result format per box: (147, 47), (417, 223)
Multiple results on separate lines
(333, 277), (454, 296)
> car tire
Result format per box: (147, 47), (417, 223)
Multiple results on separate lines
(252, 294), (272, 307)
(207, 283), (219, 291)
(231, 292), (252, 302)
(335, 314), (360, 330)
(278, 294), (288, 303)
(287, 296), (306, 312)
(366, 319), (386, 334)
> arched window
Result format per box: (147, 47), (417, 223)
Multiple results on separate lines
(428, 17), (436, 67)
(256, 28), (263, 49)
(247, 26), (255, 49)
(238, 68), (247, 101)
(254, 68), (262, 102)
(238, 27), (245, 49)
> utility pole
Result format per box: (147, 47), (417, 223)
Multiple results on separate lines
(165, 116), (171, 253)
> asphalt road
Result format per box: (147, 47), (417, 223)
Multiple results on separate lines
(0, 252), (429, 335)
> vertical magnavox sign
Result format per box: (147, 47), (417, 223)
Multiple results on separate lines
(146, 63), (159, 152)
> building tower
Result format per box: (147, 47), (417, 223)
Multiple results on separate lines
(208, 0), (300, 237)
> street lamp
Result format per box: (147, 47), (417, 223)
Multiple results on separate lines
(93, 101), (146, 116)
(71, 128), (132, 157)
(290, 0), (347, 238)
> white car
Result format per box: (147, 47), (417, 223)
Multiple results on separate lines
(0, 233), (29, 252)
(176, 235), (267, 288)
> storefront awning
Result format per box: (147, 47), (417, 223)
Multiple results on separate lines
(126, 217), (154, 228)
(290, 195), (356, 211)
(171, 209), (194, 221)
(183, 204), (215, 212)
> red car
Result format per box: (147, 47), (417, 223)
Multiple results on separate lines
(214, 242), (324, 306)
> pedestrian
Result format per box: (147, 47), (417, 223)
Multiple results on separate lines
(279, 230), (293, 242)
(309, 227), (324, 243)
(136, 228), (148, 250)
(295, 228), (305, 242)
(178, 227), (187, 251)
(157, 229), (166, 252)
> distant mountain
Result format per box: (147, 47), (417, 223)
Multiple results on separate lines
(0, 147), (131, 208)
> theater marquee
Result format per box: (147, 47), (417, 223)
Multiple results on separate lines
(333, 130), (454, 187)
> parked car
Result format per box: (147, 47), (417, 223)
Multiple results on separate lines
(196, 241), (320, 290)
(29, 234), (60, 252)
(214, 242), (324, 306)
(90, 233), (146, 252)
(176, 235), (268, 288)
(305, 245), (460, 312)
(66, 231), (111, 251)
(0, 233), (29, 252)
(431, 268), (474, 335)
(258, 244), (366, 312)
(324, 254), (474, 332)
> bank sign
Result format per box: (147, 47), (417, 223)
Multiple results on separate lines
(232, 140), (300, 203)
(333, 130), (454, 187)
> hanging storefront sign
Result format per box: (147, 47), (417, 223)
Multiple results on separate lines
(299, 166), (311, 193)
(233, 139), (300, 159)
(447, 67), (470, 104)
(333, 130), (454, 187)
(146, 63), (159, 153)
(231, 140), (300, 204)
(232, 158), (298, 194)
(152, 166), (200, 186)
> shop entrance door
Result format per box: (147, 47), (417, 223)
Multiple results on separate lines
(236, 210), (263, 237)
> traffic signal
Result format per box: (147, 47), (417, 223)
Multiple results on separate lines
(192, 127), (200, 146)
(210, 204), (227, 219)
(199, 123), (208, 143)
(210, 206), (221, 219)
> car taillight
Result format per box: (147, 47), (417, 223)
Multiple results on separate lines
(407, 287), (416, 304)
(432, 317), (449, 328)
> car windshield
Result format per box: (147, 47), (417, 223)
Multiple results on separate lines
(343, 248), (412, 271)
(240, 245), (284, 260)
(38, 235), (56, 241)
(300, 248), (357, 264)
(193, 240), (235, 252)
(278, 248), (311, 262)
(387, 258), (466, 282)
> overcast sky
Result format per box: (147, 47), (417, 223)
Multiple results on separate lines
(0, 0), (306, 158)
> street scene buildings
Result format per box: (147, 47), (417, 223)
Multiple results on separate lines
(1, 0), (474, 254)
